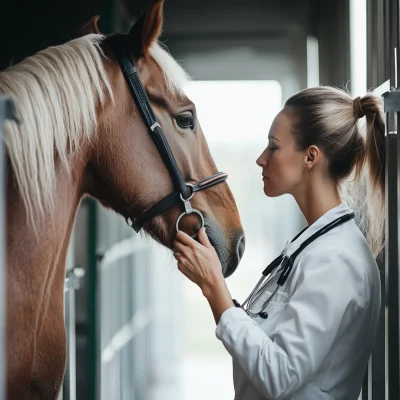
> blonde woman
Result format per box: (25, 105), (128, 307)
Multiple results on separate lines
(173, 86), (384, 400)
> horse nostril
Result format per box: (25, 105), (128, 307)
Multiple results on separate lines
(236, 235), (246, 261)
(222, 233), (246, 278)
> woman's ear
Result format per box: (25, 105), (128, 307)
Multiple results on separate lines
(304, 145), (320, 169)
(128, 0), (165, 60)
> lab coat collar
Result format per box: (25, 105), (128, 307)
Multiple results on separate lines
(282, 202), (353, 258)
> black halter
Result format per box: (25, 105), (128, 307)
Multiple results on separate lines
(107, 34), (228, 235)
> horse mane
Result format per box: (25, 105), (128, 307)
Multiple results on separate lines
(1, 34), (112, 226)
(0, 33), (190, 227)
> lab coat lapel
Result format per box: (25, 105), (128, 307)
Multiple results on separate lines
(283, 202), (353, 259)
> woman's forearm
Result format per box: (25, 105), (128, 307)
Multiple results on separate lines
(202, 278), (235, 324)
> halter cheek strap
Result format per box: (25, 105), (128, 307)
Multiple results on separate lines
(107, 34), (229, 236)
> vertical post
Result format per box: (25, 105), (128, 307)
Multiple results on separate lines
(87, 3), (115, 400)
(386, 110), (399, 400)
(0, 99), (6, 400)
(385, 1), (400, 395)
(63, 267), (84, 400)
(0, 96), (18, 400)
(394, 8), (400, 400)
(383, 87), (400, 400)
(367, 1), (400, 398)
(87, 198), (99, 400)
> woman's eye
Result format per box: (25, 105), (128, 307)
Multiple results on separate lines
(268, 147), (277, 152)
(176, 114), (194, 130)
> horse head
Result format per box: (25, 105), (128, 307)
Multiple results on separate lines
(83, 1), (245, 276)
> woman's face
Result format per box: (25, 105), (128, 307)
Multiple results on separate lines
(256, 110), (306, 197)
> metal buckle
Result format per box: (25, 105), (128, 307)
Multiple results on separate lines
(150, 122), (161, 132)
(176, 183), (204, 237)
(180, 183), (195, 202)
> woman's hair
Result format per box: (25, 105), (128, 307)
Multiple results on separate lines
(284, 86), (385, 258)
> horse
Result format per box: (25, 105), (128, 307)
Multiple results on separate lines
(0, 1), (245, 398)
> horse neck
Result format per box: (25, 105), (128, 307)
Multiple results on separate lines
(6, 157), (84, 303)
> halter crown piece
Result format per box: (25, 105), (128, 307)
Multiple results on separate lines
(353, 96), (365, 119)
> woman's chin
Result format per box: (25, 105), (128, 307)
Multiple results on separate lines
(265, 190), (279, 197)
(263, 182), (281, 197)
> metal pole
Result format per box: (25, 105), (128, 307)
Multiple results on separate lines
(386, 113), (399, 400)
(63, 268), (84, 400)
(0, 98), (6, 400)
(0, 96), (18, 400)
(388, 1), (400, 395)
(383, 88), (400, 400)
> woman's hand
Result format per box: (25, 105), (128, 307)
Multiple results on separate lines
(173, 227), (235, 324)
(173, 227), (224, 296)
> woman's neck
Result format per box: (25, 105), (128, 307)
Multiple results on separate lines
(293, 179), (342, 226)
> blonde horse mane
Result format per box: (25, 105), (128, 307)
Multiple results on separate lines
(0, 34), (190, 227)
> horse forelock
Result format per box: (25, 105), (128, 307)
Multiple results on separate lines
(148, 42), (191, 97)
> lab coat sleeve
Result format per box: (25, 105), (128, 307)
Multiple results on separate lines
(215, 247), (366, 399)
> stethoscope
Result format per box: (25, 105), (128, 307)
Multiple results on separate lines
(233, 212), (355, 320)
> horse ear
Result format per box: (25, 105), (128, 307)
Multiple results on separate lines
(79, 15), (101, 36)
(128, 0), (164, 59)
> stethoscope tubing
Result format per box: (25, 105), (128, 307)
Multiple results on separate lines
(237, 212), (355, 319)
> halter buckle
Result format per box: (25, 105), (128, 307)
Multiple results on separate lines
(180, 183), (195, 202)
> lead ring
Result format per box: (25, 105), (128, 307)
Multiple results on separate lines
(176, 209), (205, 238)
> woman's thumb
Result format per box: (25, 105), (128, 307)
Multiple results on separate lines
(198, 227), (211, 247)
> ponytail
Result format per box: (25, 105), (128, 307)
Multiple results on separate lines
(285, 87), (385, 257)
(355, 94), (385, 257)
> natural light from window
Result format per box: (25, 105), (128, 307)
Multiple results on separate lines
(180, 80), (283, 400)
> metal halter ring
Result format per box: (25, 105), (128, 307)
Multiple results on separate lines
(180, 183), (195, 202)
(176, 183), (205, 237)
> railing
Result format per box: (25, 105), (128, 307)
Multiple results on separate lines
(96, 235), (153, 400)
(81, 203), (182, 400)
(62, 267), (85, 400)
(0, 96), (18, 400)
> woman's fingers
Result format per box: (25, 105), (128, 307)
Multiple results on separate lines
(198, 227), (212, 248)
(176, 230), (199, 247)
(173, 239), (188, 254)
(176, 228), (212, 250)
(173, 250), (182, 258)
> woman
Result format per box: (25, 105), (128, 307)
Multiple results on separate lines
(173, 86), (384, 400)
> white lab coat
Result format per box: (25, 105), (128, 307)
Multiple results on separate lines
(216, 203), (381, 400)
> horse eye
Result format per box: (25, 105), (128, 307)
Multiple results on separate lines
(176, 113), (194, 130)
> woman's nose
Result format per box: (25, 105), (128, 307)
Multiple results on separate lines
(256, 151), (267, 167)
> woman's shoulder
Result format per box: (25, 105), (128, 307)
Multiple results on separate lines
(299, 223), (377, 274)
(291, 225), (380, 306)
(300, 219), (375, 264)
(298, 239), (362, 274)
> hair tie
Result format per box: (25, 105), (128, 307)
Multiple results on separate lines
(353, 96), (365, 119)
